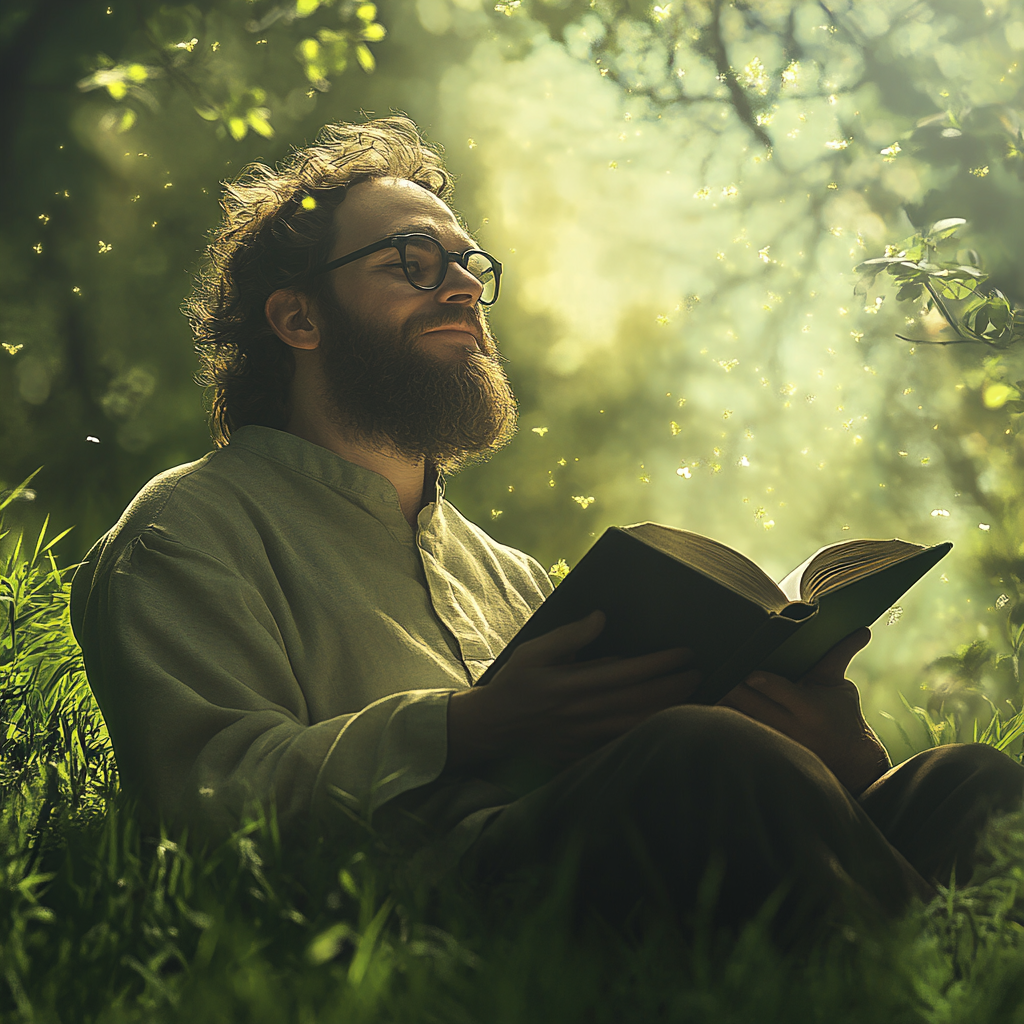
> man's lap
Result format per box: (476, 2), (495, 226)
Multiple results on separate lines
(458, 706), (1023, 935)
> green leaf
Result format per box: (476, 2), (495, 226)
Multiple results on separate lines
(987, 294), (1011, 331)
(306, 922), (353, 965)
(896, 283), (924, 302)
(246, 108), (274, 139)
(935, 279), (978, 301)
(929, 217), (967, 239)
(0, 470), (42, 513)
(982, 382), (1019, 408)
(355, 42), (375, 72)
(227, 117), (248, 141)
(348, 897), (394, 985)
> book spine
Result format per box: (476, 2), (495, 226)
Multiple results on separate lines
(688, 611), (809, 705)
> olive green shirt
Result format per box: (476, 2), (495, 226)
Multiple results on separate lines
(70, 425), (552, 840)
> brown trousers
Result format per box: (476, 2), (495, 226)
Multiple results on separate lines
(461, 707), (1024, 939)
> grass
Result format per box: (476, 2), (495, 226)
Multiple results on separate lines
(2, 508), (1024, 1023)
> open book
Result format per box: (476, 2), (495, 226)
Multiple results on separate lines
(474, 524), (951, 704)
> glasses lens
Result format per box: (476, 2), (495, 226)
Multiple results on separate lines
(403, 237), (446, 288)
(466, 252), (498, 304)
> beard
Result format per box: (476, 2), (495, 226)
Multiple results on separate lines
(313, 293), (518, 474)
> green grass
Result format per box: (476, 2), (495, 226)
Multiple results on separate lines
(2, 509), (1024, 1023)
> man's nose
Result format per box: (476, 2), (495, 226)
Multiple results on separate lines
(435, 260), (484, 304)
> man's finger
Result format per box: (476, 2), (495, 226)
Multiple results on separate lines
(743, 672), (808, 714)
(512, 610), (607, 667)
(718, 683), (793, 731)
(800, 626), (871, 686)
(567, 667), (703, 718)
(568, 646), (695, 690)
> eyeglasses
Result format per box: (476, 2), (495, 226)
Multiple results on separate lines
(308, 233), (502, 306)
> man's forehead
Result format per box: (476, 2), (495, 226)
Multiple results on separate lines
(330, 178), (474, 253)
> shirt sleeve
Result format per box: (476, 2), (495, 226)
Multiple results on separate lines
(71, 527), (455, 837)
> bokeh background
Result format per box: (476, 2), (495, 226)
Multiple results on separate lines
(3, 0), (1024, 759)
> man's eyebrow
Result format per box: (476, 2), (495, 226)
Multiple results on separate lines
(384, 224), (479, 250)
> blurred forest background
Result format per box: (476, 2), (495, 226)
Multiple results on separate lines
(2, 0), (1024, 758)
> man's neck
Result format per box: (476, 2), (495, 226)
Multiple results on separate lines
(284, 413), (428, 528)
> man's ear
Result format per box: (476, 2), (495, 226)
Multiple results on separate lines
(265, 289), (321, 351)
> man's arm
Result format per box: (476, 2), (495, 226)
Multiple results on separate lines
(73, 529), (457, 835)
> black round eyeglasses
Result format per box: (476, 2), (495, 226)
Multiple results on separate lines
(308, 233), (502, 306)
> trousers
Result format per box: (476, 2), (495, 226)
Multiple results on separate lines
(461, 707), (1024, 939)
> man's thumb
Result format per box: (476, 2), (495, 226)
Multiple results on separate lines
(805, 626), (871, 684)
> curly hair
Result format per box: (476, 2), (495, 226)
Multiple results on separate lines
(185, 116), (455, 446)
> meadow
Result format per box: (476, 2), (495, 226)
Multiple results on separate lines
(2, 497), (1023, 1023)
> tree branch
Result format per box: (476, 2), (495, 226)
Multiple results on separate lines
(700, 0), (773, 151)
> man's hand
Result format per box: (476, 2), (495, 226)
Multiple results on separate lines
(717, 627), (891, 794)
(447, 611), (702, 770)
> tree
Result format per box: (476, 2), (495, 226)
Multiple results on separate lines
(2, 0), (1023, 746)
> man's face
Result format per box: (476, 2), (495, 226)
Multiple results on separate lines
(309, 177), (516, 472)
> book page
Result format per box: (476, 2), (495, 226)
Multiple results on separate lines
(764, 541), (952, 679)
(625, 523), (790, 613)
(778, 538), (937, 603)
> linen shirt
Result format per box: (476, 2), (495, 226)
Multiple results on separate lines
(70, 425), (553, 839)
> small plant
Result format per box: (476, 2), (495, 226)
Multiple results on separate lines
(1, 477), (117, 851)
(856, 218), (1024, 351)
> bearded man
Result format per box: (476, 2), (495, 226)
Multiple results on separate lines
(71, 117), (1023, 939)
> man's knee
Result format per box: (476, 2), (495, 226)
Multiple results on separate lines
(883, 742), (1024, 819)
(621, 704), (826, 786)
(629, 704), (774, 751)
(928, 742), (1024, 807)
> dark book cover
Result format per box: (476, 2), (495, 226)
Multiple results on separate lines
(475, 527), (951, 705)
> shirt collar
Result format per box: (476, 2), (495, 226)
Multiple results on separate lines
(228, 425), (444, 514)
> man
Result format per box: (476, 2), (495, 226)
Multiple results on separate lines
(71, 117), (1023, 939)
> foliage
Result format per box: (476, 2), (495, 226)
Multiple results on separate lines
(74, 0), (388, 143)
(0, 525), (1023, 1020)
(856, 217), (1024, 349)
(4, 3), (1024, 1012)
(0, 478), (116, 847)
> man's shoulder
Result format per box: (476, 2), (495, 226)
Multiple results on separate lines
(110, 447), (248, 540)
(85, 440), (278, 571)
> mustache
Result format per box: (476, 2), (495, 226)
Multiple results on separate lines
(402, 308), (490, 347)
